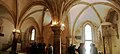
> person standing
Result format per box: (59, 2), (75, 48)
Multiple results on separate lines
(48, 44), (53, 54)
(72, 45), (76, 54)
(77, 43), (86, 54)
(68, 44), (73, 54)
(43, 43), (47, 54)
(31, 42), (37, 54)
(37, 43), (43, 54)
(90, 43), (98, 54)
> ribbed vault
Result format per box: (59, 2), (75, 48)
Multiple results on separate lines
(68, 0), (120, 36)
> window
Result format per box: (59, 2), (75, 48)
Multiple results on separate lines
(31, 29), (35, 40)
(85, 25), (92, 54)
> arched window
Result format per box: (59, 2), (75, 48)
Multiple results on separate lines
(31, 29), (35, 40)
(85, 25), (92, 54)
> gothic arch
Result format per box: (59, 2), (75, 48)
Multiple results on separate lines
(18, 1), (47, 25)
(19, 9), (43, 27)
(68, 1), (119, 39)
(0, 1), (15, 18)
(0, 4), (15, 26)
(20, 17), (40, 39)
(82, 20), (97, 42)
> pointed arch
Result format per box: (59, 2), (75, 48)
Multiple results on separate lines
(0, 1), (16, 27)
(20, 17), (40, 40)
(18, 1), (48, 25)
(82, 20), (95, 54)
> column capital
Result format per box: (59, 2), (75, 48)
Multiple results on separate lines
(51, 25), (61, 35)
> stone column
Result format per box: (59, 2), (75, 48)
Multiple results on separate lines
(10, 32), (20, 54)
(66, 36), (71, 54)
(102, 25), (112, 54)
(51, 25), (61, 54)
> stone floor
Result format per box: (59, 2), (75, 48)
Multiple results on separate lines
(0, 51), (27, 54)
(0, 51), (9, 54)
(18, 53), (27, 54)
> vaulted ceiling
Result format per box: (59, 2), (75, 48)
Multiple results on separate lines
(68, 0), (120, 35)
(0, 0), (120, 36)
(0, 0), (78, 27)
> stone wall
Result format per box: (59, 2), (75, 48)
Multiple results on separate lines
(112, 15), (120, 54)
(0, 19), (14, 50)
(43, 25), (53, 46)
